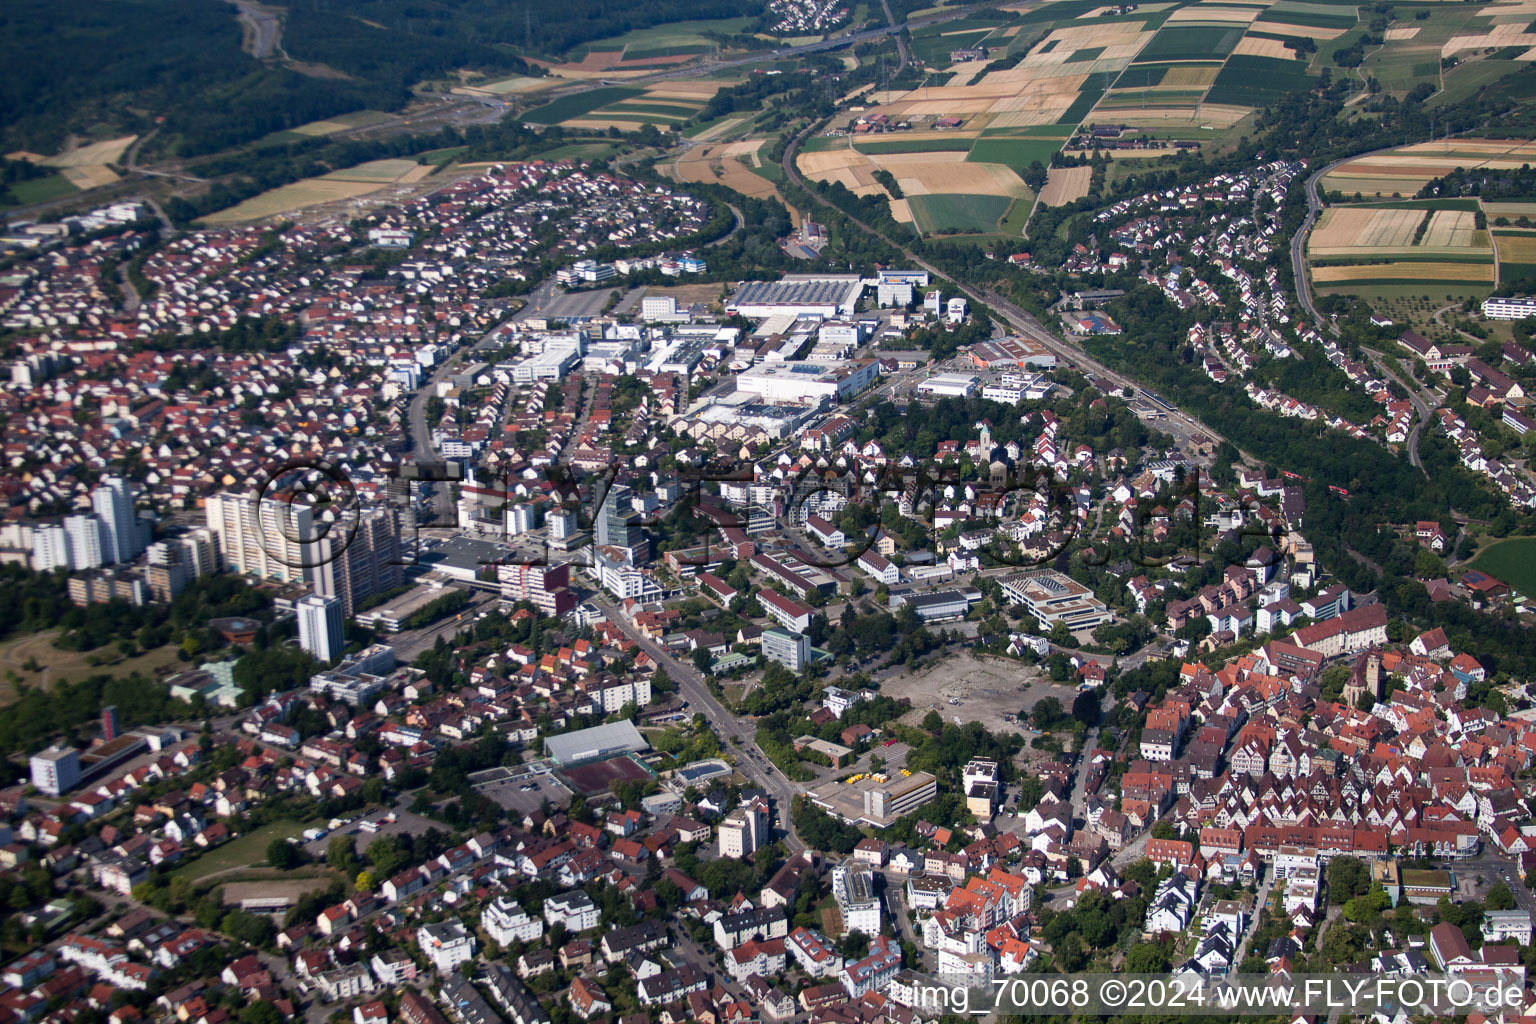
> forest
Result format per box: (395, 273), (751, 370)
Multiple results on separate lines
(0, 0), (404, 156)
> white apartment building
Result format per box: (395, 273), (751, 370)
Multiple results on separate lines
(543, 891), (600, 932)
(720, 797), (768, 859)
(418, 920), (476, 973)
(483, 896), (545, 946)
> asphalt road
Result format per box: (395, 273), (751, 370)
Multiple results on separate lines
(586, 592), (806, 853)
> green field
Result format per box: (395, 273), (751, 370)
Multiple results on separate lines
(1067, 46), (1105, 63)
(998, 196), (1034, 235)
(967, 137), (1066, 167)
(1465, 536), (1536, 600)
(908, 192), (1011, 234)
(569, 17), (753, 57)
(3, 174), (80, 207)
(1208, 54), (1316, 106)
(522, 86), (645, 124)
(169, 819), (312, 882)
(1138, 25), (1244, 62)
(1257, 0), (1360, 29)
(540, 141), (622, 160)
(854, 137), (973, 154)
(1428, 60), (1526, 109)
(1059, 79), (1111, 125)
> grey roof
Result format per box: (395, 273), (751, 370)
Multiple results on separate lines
(543, 720), (648, 765)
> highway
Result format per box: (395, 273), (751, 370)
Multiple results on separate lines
(586, 592), (806, 853)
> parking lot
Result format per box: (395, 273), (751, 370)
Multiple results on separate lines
(470, 764), (574, 815)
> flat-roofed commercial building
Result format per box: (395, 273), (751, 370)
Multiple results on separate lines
(543, 721), (649, 766)
(1001, 569), (1113, 631)
(735, 359), (879, 404)
(915, 373), (979, 398)
(728, 276), (864, 318)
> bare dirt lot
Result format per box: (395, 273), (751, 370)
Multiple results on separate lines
(879, 651), (1079, 736)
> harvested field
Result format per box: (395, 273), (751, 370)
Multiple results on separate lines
(1039, 165), (1094, 206)
(204, 179), (392, 223)
(324, 159), (429, 183)
(1165, 5), (1260, 23)
(1309, 207), (1424, 254)
(678, 140), (782, 202)
(44, 135), (136, 167)
(647, 82), (724, 99)
(1385, 26), (1420, 40)
(799, 144), (1028, 199)
(61, 165), (120, 189)
(456, 76), (553, 96)
(1421, 209), (1477, 248)
(205, 159), (434, 224)
(890, 198), (915, 224)
(1323, 139), (1536, 195)
(1494, 231), (1536, 263)
(1233, 34), (1296, 58)
(883, 158), (1031, 197)
(1312, 261), (1495, 282)
(1443, 23), (1536, 56)
(1162, 65), (1222, 86)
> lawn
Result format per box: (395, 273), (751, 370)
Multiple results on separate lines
(1465, 536), (1536, 600)
(908, 192), (1011, 234)
(522, 86), (645, 125)
(169, 819), (312, 883)
(0, 632), (185, 705)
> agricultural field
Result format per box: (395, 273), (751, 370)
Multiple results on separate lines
(907, 192), (1013, 234)
(288, 110), (396, 136)
(0, 174), (79, 208)
(1208, 53), (1316, 106)
(1136, 24), (1245, 62)
(7, 134), (135, 191)
(521, 86), (646, 124)
(538, 82), (722, 131)
(549, 18), (756, 77)
(1308, 200), (1496, 296)
(454, 76), (560, 98)
(967, 126), (1072, 167)
(1038, 164), (1094, 206)
(203, 159), (438, 225)
(1322, 138), (1536, 198)
(675, 139), (784, 202)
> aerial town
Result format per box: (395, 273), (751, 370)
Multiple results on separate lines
(4, 2), (1536, 1024)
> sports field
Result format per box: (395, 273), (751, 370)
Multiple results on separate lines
(561, 755), (654, 795)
